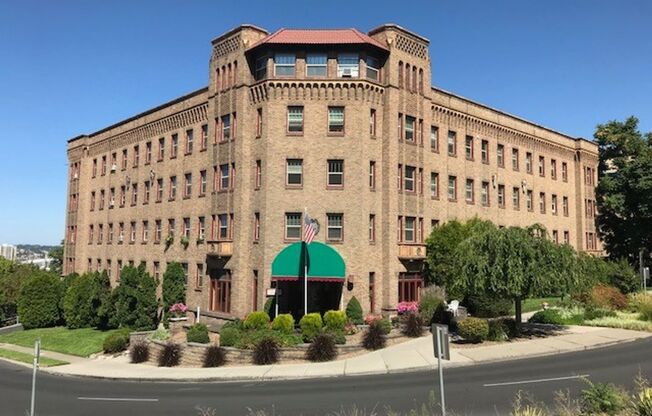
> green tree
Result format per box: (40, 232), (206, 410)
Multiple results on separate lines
(17, 271), (63, 329)
(0, 263), (38, 319)
(595, 117), (652, 264)
(162, 262), (186, 316)
(48, 241), (64, 276)
(425, 218), (495, 298)
(110, 265), (158, 330)
(453, 225), (578, 326)
(63, 271), (112, 329)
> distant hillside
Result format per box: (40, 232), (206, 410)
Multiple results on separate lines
(16, 244), (58, 253)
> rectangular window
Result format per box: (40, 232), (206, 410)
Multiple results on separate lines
(171, 134), (178, 158)
(551, 159), (557, 180)
(512, 148), (519, 171)
(118, 222), (124, 243)
(119, 186), (126, 207)
(512, 187), (520, 210)
(327, 159), (344, 187)
(306, 53), (327, 76)
(481, 140), (489, 163)
(551, 194), (558, 215)
(198, 217), (205, 240)
(201, 124), (208, 150)
(369, 109), (376, 136)
(121, 149), (127, 170)
(327, 213), (343, 241)
(158, 138), (165, 161)
(217, 214), (230, 240)
(285, 213), (302, 240)
(156, 178), (163, 202)
(498, 184), (505, 208)
(526, 190), (533, 211)
(101, 156), (106, 175)
(129, 221), (136, 243)
(562, 162), (568, 182)
(366, 56), (380, 81)
(255, 160), (262, 189)
(337, 53), (359, 77)
(287, 106), (303, 133)
(131, 184), (138, 205)
(286, 159), (303, 186)
(195, 264), (204, 289)
(430, 126), (439, 152)
(447, 176), (457, 201)
(92, 159), (97, 177)
(274, 53), (296, 76)
(185, 129), (193, 155)
(255, 56), (267, 80)
(369, 272), (375, 313)
(481, 181), (490, 206)
(255, 109), (263, 138)
(430, 172), (439, 199)
(169, 176), (177, 200)
(182, 218), (191, 239)
(552, 230), (559, 244)
(497, 144), (505, 167)
(564, 231), (570, 244)
(253, 213), (260, 242)
(465, 179), (474, 203)
(539, 156), (545, 176)
(465, 136), (474, 160)
(405, 116), (415, 142)
(221, 115), (231, 141)
(199, 170), (207, 196)
(369, 161), (376, 190)
(404, 166), (416, 192)
(155, 220), (162, 243)
(209, 271), (231, 313)
(108, 223), (113, 244)
(143, 181), (150, 204)
(447, 131), (457, 156)
(142, 220), (149, 242)
(90, 191), (96, 211)
(403, 216), (416, 242)
(563, 196), (569, 216)
(219, 164), (230, 191)
(328, 106), (345, 134)
(184, 173), (192, 198)
(110, 153), (117, 171)
(398, 272), (423, 303)
(539, 192), (546, 213)
(369, 214), (376, 242)
(526, 152), (533, 174)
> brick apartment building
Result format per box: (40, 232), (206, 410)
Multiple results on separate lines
(64, 23), (601, 322)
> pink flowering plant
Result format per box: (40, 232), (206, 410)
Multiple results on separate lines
(397, 301), (418, 315)
(169, 303), (188, 318)
(364, 314), (382, 325)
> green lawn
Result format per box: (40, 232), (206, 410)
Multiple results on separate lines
(511, 297), (563, 314)
(0, 348), (68, 367)
(0, 327), (123, 357)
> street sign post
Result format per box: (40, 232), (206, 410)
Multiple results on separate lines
(30, 338), (41, 416)
(644, 267), (649, 292)
(432, 324), (450, 416)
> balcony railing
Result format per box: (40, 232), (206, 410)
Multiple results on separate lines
(207, 241), (233, 257)
(398, 244), (426, 260)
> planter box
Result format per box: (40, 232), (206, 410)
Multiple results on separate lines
(169, 317), (188, 322)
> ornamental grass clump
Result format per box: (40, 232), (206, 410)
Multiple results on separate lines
(362, 321), (386, 350)
(457, 317), (489, 343)
(203, 345), (226, 368)
(629, 293), (652, 321)
(589, 284), (628, 310)
(418, 285), (446, 325)
(158, 342), (182, 367)
(305, 333), (337, 362)
(580, 380), (628, 415)
(253, 337), (279, 365)
(130, 341), (149, 363)
(401, 313), (424, 338)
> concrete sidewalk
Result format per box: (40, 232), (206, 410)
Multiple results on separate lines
(0, 343), (85, 364)
(40, 326), (651, 382)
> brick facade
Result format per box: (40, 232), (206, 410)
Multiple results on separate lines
(64, 24), (601, 322)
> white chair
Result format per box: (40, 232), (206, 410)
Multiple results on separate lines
(447, 300), (460, 317)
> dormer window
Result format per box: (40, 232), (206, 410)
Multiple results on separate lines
(337, 53), (359, 78)
(274, 53), (295, 76)
(366, 56), (380, 81)
(306, 53), (327, 76)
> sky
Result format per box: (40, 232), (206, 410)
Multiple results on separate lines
(0, 0), (650, 245)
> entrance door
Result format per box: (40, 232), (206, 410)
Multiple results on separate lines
(209, 269), (231, 313)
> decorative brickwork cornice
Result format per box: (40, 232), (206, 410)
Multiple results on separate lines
(248, 80), (385, 104)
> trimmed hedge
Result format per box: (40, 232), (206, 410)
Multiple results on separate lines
(110, 265), (157, 331)
(103, 331), (129, 353)
(457, 317), (489, 343)
(346, 297), (363, 325)
(324, 310), (346, 332)
(186, 323), (210, 344)
(244, 311), (270, 330)
(271, 314), (294, 334)
(464, 295), (512, 318)
(219, 327), (241, 347)
(17, 272), (63, 329)
(528, 309), (564, 325)
(299, 313), (323, 342)
(63, 271), (112, 329)
(162, 262), (186, 320)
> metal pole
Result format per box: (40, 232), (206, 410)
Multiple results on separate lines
(436, 328), (446, 416)
(30, 339), (39, 416)
(640, 248), (645, 291)
(304, 242), (308, 316)
(275, 286), (279, 318)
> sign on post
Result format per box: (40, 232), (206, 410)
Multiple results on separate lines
(432, 324), (449, 416)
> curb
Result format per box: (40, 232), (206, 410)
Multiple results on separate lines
(33, 336), (650, 383)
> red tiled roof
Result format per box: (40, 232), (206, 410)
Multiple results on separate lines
(248, 28), (388, 51)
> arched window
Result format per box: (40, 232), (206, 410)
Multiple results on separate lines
(418, 68), (424, 94)
(405, 63), (410, 90)
(398, 61), (403, 88)
(412, 66), (417, 92)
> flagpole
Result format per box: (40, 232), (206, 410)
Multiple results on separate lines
(304, 241), (308, 317)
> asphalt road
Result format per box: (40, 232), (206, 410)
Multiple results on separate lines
(1, 338), (651, 416)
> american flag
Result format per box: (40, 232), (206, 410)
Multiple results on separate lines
(303, 213), (317, 244)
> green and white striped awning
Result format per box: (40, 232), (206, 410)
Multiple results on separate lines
(271, 242), (345, 282)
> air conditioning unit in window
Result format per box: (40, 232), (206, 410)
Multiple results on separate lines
(342, 68), (352, 77)
(118, 236), (124, 243)
(111, 164), (117, 172)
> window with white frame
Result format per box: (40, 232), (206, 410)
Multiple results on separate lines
(366, 56), (380, 81)
(219, 164), (230, 190)
(430, 172), (439, 198)
(287, 106), (303, 133)
(285, 213), (301, 240)
(430, 126), (439, 151)
(218, 214), (229, 240)
(274, 53), (296, 76)
(286, 159), (302, 186)
(448, 176), (457, 200)
(306, 53), (327, 76)
(481, 181), (490, 206)
(465, 179), (474, 203)
(404, 166), (416, 192)
(327, 213), (343, 241)
(328, 107), (344, 133)
(403, 216), (415, 242)
(337, 53), (359, 77)
(447, 131), (456, 156)
(498, 185), (505, 207)
(512, 187), (520, 209)
(405, 116), (415, 142)
(327, 159), (344, 187)
(254, 56), (267, 80)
